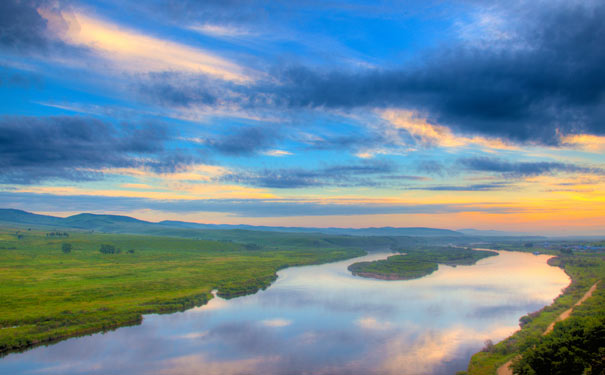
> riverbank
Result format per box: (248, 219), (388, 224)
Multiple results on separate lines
(0, 227), (366, 355)
(543, 280), (599, 335)
(464, 248), (604, 375)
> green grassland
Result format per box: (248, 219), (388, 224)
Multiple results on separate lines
(348, 247), (497, 280)
(464, 245), (605, 375)
(0, 227), (368, 355)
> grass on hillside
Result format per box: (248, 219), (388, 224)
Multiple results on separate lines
(0, 227), (365, 355)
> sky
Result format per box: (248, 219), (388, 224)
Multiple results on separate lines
(0, 0), (604, 235)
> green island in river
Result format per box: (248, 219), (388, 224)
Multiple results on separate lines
(348, 247), (498, 280)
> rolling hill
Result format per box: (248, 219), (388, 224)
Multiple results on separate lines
(0, 208), (463, 237)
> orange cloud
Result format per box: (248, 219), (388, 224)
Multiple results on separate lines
(380, 109), (516, 150)
(38, 9), (251, 82)
(561, 134), (605, 152)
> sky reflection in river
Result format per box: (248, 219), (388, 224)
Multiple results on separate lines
(1, 251), (569, 375)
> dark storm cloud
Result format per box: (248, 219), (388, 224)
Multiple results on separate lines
(458, 157), (604, 178)
(138, 2), (605, 145)
(221, 160), (396, 188)
(271, 2), (605, 144)
(0, 116), (193, 183)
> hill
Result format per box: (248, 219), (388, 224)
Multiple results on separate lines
(0, 209), (463, 237)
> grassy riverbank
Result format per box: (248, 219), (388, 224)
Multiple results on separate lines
(348, 247), (497, 280)
(463, 244), (605, 375)
(0, 227), (366, 355)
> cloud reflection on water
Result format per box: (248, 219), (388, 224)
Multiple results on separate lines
(1, 251), (570, 375)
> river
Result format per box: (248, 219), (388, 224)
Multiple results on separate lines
(0, 250), (569, 375)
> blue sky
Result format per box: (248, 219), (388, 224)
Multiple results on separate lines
(1, 0), (604, 235)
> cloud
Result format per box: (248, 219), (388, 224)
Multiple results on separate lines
(188, 24), (255, 38)
(206, 126), (281, 156)
(561, 134), (605, 152)
(0, 192), (518, 217)
(221, 160), (396, 188)
(0, 0), (89, 59)
(0, 0), (51, 51)
(37, 9), (251, 81)
(302, 132), (386, 152)
(415, 160), (447, 176)
(7, 1), (605, 148)
(412, 182), (510, 192)
(263, 150), (292, 157)
(380, 109), (515, 150)
(0, 69), (41, 88)
(458, 157), (604, 178)
(139, 2), (605, 145)
(0, 115), (195, 183)
(149, 0), (270, 26)
(137, 73), (222, 108)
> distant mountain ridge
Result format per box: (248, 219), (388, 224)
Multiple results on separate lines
(0, 208), (463, 237)
(158, 220), (464, 236)
(457, 228), (530, 237)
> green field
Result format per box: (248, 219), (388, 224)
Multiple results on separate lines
(348, 247), (497, 280)
(463, 244), (605, 375)
(0, 227), (369, 354)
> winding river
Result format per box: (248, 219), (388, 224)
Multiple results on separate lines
(1, 250), (569, 375)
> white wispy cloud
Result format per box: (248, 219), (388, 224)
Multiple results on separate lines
(189, 24), (256, 38)
(263, 149), (293, 157)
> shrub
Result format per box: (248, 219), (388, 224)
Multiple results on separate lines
(61, 243), (72, 254)
(481, 339), (494, 352)
(99, 244), (117, 254)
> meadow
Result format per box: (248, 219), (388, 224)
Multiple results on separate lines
(0, 227), (366, 354)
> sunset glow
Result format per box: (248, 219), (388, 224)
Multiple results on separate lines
(1, 0), (604, 235)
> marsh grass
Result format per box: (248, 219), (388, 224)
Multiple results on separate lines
(0, 227), (365, 354)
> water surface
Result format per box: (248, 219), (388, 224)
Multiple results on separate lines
(1, 250), (569, 375)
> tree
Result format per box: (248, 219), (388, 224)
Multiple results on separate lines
(62, 243), (72, 254)
(513, 316), (605, 375)
(99, 244), (117, 254)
